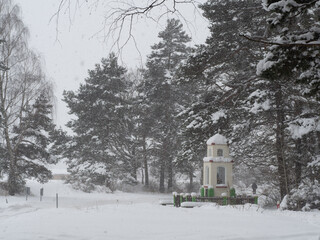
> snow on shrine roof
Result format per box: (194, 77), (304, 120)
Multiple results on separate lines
(203, 156), (233, 163)
(206, 134), (228, 145)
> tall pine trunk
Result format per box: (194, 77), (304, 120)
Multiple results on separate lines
(295, 138), (302, 187)
(159, 139), (167, 193)
(132, 146), (137, 181)
(275, 84), (289, 200)
(159, 157), (165, 193)
(143, 135), (149, 187)
(167, 157), (173, 192)
(188, 170), (194, 192)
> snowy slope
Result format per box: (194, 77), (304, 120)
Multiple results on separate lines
(0, 180), (320, 240)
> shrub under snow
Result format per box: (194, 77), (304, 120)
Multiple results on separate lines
(285, 179), (320, 211)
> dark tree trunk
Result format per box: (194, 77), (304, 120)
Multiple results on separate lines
(200, 164), (204, 186)
(295, 138), (302, 187)
(275, 85), (289, 200)
(159, 156), (165, 193)
(314, 131), (320, 181)
(189, 170), (193, 186)
(143, 136), (149, 187)
(167, 157), (173, 192)
(188, 170), (194, 192)
(1, 103), (17, 196)
(132, 146), (137, 181)
(8, 162), (17, 196)
(141, 168), (144, 185)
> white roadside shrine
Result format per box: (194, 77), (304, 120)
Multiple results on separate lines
(201, 134), (234, 197)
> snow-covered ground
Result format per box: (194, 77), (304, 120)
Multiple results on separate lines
(1, 180), (320, 240)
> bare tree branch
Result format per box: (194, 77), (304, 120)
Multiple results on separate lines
(52, 0), (206, 64)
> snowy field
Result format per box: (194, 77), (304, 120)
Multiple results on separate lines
(1, 180), (320, 240)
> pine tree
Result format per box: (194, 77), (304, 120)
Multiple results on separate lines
(178, 0), (267, 188)
(63, 53), (138, 192)
(257, 0), (320, 99)
(130, 69), (155, 187)
(179, 0), (319, 203)
(143, 19), (191, 192)
(253, 0), (320, 201)
(7, 92), (55, 194)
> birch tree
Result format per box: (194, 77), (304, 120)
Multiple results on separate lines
(0, 0), (55, 195)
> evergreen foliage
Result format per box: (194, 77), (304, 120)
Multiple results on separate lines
(258, 0), (320, 99)
(63, 53), (138, 192)
(56, 0), (320, 209)
(12, 93), (55, 183)
(178, 0), (267, 189)
(142, 19), (191, 192)
(286, 179), (320, 211)
(178, 0), (320, 204)
(1, 91), (56, 194)
(254, 0), (320, 202)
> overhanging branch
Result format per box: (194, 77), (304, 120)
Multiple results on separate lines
(239, 34), (320, 47)
(52, 0), (203, 59)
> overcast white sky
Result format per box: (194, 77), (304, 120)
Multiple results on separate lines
(15, 0), (209, 129)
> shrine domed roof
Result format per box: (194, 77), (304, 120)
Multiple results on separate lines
(206, 134), (227, 145)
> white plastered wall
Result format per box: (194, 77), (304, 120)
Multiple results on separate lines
(204, 144), (233, 196)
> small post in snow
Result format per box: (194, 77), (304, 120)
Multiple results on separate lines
(56, 193), (59, 208)
(40, 188), (44, 201)
(25, 187), (30, 201)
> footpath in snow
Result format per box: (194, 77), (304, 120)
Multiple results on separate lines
(0, 180), (320, 240)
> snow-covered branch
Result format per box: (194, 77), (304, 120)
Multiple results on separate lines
(239, 34), (320, 47)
